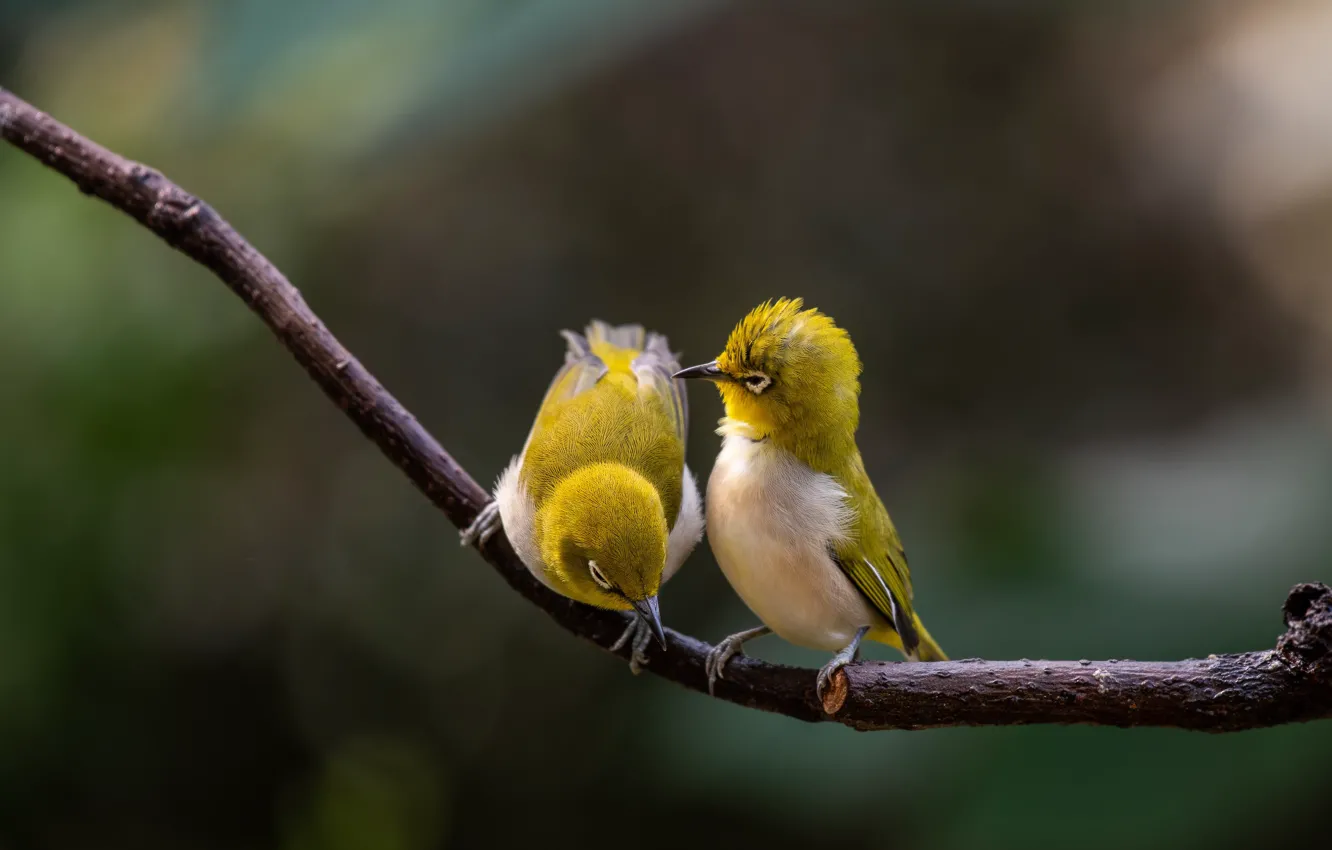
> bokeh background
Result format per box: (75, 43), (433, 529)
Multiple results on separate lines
(3, 1), (1332, 848)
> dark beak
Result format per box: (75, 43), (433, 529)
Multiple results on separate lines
(631, 596), (667, 649)
(672, 360), (726, 382)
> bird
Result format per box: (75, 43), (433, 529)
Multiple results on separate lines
(674, 298), (945, 698)
(462, 320), (704, 672)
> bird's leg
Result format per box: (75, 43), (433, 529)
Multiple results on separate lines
(459, 500), (501, 547)
(632, 619), (654, 671)
(704, 625), (772, 694)
(611, 615), (653, 674)
(816, 625), (871, 701)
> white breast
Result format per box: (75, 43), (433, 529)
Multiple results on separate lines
(706, 433), (885, 652)
(494, 456), (550, 586)
(664, 466), (704, 582)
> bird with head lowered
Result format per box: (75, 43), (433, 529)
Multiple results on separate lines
(675, 298), (945, 698)
(463, 321), (704, 672)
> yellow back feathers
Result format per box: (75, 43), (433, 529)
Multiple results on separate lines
(516, 321), (691, 611)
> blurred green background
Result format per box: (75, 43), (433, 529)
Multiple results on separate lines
(3, 1), (1332, 848)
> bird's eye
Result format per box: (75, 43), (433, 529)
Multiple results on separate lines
(588, 560), (613, 590)
(742, 372), (771, 394)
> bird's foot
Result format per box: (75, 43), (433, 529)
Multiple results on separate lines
(611, 615), (654, 674)
(816, 625), (870, 702)
(460, 500), (501, 547)
(704, 626), (772, 695)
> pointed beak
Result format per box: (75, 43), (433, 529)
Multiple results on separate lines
(672, 360), (726, 382)
(630, 596), (667, 649)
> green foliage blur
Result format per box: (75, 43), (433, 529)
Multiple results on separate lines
(3, 1), (1331, 848)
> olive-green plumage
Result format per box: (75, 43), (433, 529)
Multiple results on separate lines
(676, 298), (944, 694)
(461, 320), (704, 669)
(521, 333), (686, 553)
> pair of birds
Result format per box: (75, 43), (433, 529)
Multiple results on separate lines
(462, 298), (945, 698)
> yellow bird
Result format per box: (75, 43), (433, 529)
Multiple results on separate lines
(462, 321), (704, 671)
(675, 298), (945, 697)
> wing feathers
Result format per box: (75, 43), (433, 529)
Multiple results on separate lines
(829, 545), (921, 656)
(632, 331), (689, 448)
(524, 321), (687, 454)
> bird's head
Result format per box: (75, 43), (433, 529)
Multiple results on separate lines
(538, 462), (668, 645)
(675, 298), (861, 452)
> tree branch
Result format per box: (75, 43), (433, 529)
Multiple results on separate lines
(3, 86), (1329, 731)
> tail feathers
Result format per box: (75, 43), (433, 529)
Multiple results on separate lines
(559, 328), (592, 361)
(635, 332), (683, 374)
(911, 617), (948, 662)
(559, 320), (688, 445)
(635, 330), (688, 447)
(570, 320), (681, 367)
(640, 329), (676, 363)
(583, 320), (646, 356)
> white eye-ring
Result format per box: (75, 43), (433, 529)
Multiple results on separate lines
(588, 560), (612, 590)
(741, 372), (772, 394)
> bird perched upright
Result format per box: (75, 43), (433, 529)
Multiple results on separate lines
(462, 321), (704, 672)
(675, 298), (945, 697)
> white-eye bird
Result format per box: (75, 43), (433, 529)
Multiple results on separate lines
(674, 298), (946, 697)
(461, 321), (704, 672)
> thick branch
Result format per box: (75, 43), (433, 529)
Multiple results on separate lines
(3, 86), (1330, 731)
